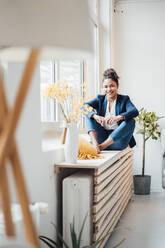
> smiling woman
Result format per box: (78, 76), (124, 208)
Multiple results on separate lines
(84, 68), (139, 153)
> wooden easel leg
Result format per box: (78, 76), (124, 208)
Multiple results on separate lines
(0, 71), (15, 237)
(0, 49), (40, 169)
(0, 50), (40, 247)
(9, 145), (40, 247)
(0, 165), (15, 236)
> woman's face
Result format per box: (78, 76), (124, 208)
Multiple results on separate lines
(102, 78), (118, 100)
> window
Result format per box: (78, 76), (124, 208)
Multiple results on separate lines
(40, 61), (55, 122)
(40, 60), (83, 122)
(40, 1), (100, 125)
(88, 0), (98, 16)
(85, 0), (99, 96)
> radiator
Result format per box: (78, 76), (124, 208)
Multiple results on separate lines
(63, 171), (93, 247)
(59, 148), (133, 248)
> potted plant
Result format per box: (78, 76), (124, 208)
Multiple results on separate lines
(134, 108), (164, 195)
(39, 215), (124, 248)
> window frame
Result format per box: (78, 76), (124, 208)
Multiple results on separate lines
(40, 59), (84, 132)
(41, 0), (103, 134)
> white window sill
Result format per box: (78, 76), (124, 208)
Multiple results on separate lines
(42, 137), (64, 152)
(41, 122), (64, 152)
(41, 124), (89, 153)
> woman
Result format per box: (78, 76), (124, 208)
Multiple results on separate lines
(85, 68), (139, 153)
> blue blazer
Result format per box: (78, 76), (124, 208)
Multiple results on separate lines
(85, 94), (139, 148)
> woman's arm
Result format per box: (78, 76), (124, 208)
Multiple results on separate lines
(120, 96), (139, 121)
(105, 115), (124, 125)
(92, 114), (105, 126)
(84, 96), (100, 119)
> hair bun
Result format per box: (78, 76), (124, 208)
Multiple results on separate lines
(103, 68), (119, 84)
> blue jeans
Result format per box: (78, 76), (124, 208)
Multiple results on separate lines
(85, 116), (135, 150)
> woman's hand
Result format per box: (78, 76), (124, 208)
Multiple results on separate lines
(92, 114), (105, 127)
(105, 115), (124, 125)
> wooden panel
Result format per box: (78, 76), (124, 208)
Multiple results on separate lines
(94, 185), (131, 237)
(93, 167), (132, 214)
(95, 148), (132, 175)
(93, 168), (132, 223)
(94, 151), (132, 185)
(93, 174), (132, 228)
(93, 180), (132, 241)
(92, 151), (133, 247)
(97, 192), (131, 248)
(94, 160), (133, 203)
(94, 156), (132, 194)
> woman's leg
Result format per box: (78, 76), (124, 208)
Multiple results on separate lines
(100, 119), (135, 150)
(105, 137), (130, 150)
(85, 116), (109, 145)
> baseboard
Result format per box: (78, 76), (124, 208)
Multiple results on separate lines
(131, 186), (164, 193)
(150, 188), (165, 193)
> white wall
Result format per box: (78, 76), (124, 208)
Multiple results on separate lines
(2, 2), (165, 245)
(112, 0), (165, 191)
(2, 62), (65, 245)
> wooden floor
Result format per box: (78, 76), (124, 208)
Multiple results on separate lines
(105, 192), (165, 248)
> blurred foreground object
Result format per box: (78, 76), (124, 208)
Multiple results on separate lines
(0, 0), (92, 247)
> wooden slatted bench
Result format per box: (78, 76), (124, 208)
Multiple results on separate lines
(55, 147), (133, 248)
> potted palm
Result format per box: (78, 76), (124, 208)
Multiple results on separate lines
(134, 108), (164, 195)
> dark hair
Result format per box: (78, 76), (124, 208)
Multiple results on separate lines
(103, 68), (120, 85)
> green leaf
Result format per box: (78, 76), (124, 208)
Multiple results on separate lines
(39, 236), (58, 248)
(136, 108), (164, 142)
(137, 129), (145, 134)
(78, 213), (88, 248)
(70, 217), (78, 248)
(157, 132), (161, 137)
(83, 230), (118, 248)
(51, 223), (69, 248)
(111, 238), (126, 248)
(157, 116), (164, 120)
(40, 219), (125, 248)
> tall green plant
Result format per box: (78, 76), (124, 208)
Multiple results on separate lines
(39, 215), (125, 248)
(135, 108), (164, 176)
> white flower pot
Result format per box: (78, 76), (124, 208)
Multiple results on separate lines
(64, 123), (79, 164)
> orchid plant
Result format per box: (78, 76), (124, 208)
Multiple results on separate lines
(44, 81), (92, 123)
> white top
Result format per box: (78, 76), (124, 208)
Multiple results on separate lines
(104, 99), (118, 130)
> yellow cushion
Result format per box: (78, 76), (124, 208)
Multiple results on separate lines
(78, 135), (104, 160)
(78, 135), (97, 156)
